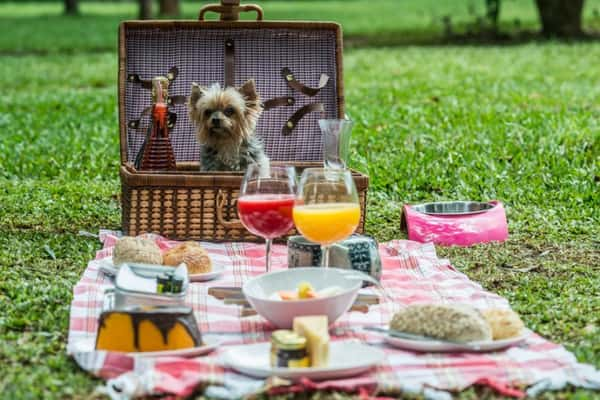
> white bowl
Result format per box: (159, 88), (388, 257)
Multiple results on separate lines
(242, 268), (362, 328)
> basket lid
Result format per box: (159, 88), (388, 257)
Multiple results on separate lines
(119, 16), (344, 166)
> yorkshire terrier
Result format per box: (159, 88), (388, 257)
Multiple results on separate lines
(188, 79), (268, 171)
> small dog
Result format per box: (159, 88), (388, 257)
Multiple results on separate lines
(188, 79), (268, 171)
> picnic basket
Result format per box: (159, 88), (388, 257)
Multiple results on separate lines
(118, 0), (369, 242)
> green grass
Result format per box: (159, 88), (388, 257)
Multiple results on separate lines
(1, 1), (599, 399)
(2, 0), (600, 53)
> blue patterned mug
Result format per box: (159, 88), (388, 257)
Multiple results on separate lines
(287, 234), (382, 282)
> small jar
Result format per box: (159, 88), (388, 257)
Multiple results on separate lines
(270, 330), (309, 368)
(171, 276), (184, 293)
(156, 273), (171, 294)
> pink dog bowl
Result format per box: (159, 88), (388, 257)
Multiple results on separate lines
(401, 201), (508, 246)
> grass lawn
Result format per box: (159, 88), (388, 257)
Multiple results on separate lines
(1, 1), (599, 399)
(3, 0), (600, 52)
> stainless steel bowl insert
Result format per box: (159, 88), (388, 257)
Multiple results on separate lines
(410, 201), (494, 216)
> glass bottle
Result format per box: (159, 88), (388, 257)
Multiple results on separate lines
(136, 76), (176, 171)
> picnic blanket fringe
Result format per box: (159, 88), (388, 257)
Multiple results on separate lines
(67, 231), (600, 399)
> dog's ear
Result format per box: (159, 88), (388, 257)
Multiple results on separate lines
(238, 79), (258, 101)
(189, 82), (205, 107)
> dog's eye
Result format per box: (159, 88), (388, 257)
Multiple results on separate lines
(204, 109), (212, 117)
(224, 107), (235, 117)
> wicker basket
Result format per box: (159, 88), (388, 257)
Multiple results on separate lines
(119, 1), (369, 242)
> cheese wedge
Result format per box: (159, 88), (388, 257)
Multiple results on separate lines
(293, 315), (329, 367)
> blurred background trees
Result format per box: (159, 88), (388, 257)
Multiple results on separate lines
(139, 0), (152, 18)
(535, 0), (585, 36)
(64, 0), (181, 18)
(60, 0), (588, 39)
(159, 0), (180, 16)
(64, 0), (78, 14)
(484, 0), (585, 37)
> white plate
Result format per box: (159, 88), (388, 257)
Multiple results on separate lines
(98, 256), (225, 283)
(189, 262), (225, 282)
(223, 340), (384, 380)
(70, 335), (220, 358)
(383, 332), (528, 353)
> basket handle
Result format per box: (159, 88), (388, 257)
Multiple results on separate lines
(199, 0), (263, 21)
(216, 189), (245, 229)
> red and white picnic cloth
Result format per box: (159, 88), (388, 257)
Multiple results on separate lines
(67, 232), (600, 399)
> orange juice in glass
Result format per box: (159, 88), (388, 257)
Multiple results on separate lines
(293, 203), (360, 245)
(293, 169), (360, 268)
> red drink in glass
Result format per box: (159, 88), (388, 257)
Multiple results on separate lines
(237, 194), (296, 239)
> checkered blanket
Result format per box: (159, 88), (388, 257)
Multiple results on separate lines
(67, 232), (600, 399)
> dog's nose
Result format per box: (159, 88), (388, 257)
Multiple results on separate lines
(211, 118), (220, 127)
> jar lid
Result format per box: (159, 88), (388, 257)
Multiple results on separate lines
(271, 330), (306, 350)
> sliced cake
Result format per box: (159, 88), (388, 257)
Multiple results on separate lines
(95, 306), (202, 352)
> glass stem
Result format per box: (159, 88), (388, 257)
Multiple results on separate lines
(321, 245), (330, 268)
(265, 238), (272, 272)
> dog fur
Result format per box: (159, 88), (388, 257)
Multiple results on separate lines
(188, 79), (268, 171)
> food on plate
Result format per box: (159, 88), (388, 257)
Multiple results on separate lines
(163, 241), (212, 274)
(112, 236), (163, 266)
(482, 308), (525, 340)
(293, 315), (330, 367)
(268, 316), (331, 368)
(95, 306), (202, 352)
(270, 282), (343, 301)
(270, 330), (310, 368)
(390, 304), (492, 342)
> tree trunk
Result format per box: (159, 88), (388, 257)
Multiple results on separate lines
(486, 0), (500, 29)
(535, 0), (585, 37)
(64, 0), (79, 15)
(159, 0), (180, 17)
(139, 0), (152, 20)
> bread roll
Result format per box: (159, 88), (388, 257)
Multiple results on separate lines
(482, 308), (525, 340)
(390, 303), (492, 342)
(112, 236), (162, 266)
(163, 241), (212, 274)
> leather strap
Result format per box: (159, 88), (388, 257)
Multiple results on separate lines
(128, 106), (152, 129)
(281, 67), (329, 97)
(127, 66), (179, 89)
(166, 66), (178, 81)
(167, 95), (187, 106)
(224, 38), (235, 87)
(167, 112), (177, 129)
(263, 96), (295, 111)
(282, 103), (325, 136)
(127, 74), (152, 89)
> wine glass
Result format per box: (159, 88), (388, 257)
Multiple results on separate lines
(293, 168), (360, 268)
(237, 164), (297, 272)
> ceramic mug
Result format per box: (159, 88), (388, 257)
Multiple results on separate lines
(287, 236), (322, 268)
(287, 234), (382, 282)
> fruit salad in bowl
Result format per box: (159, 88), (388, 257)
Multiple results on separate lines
(243, 268), (361, 328)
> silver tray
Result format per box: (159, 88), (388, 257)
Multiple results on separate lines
(410, 201), (494, 216)
(103, 290), (191, 313)
(114, 287), (187, 308)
